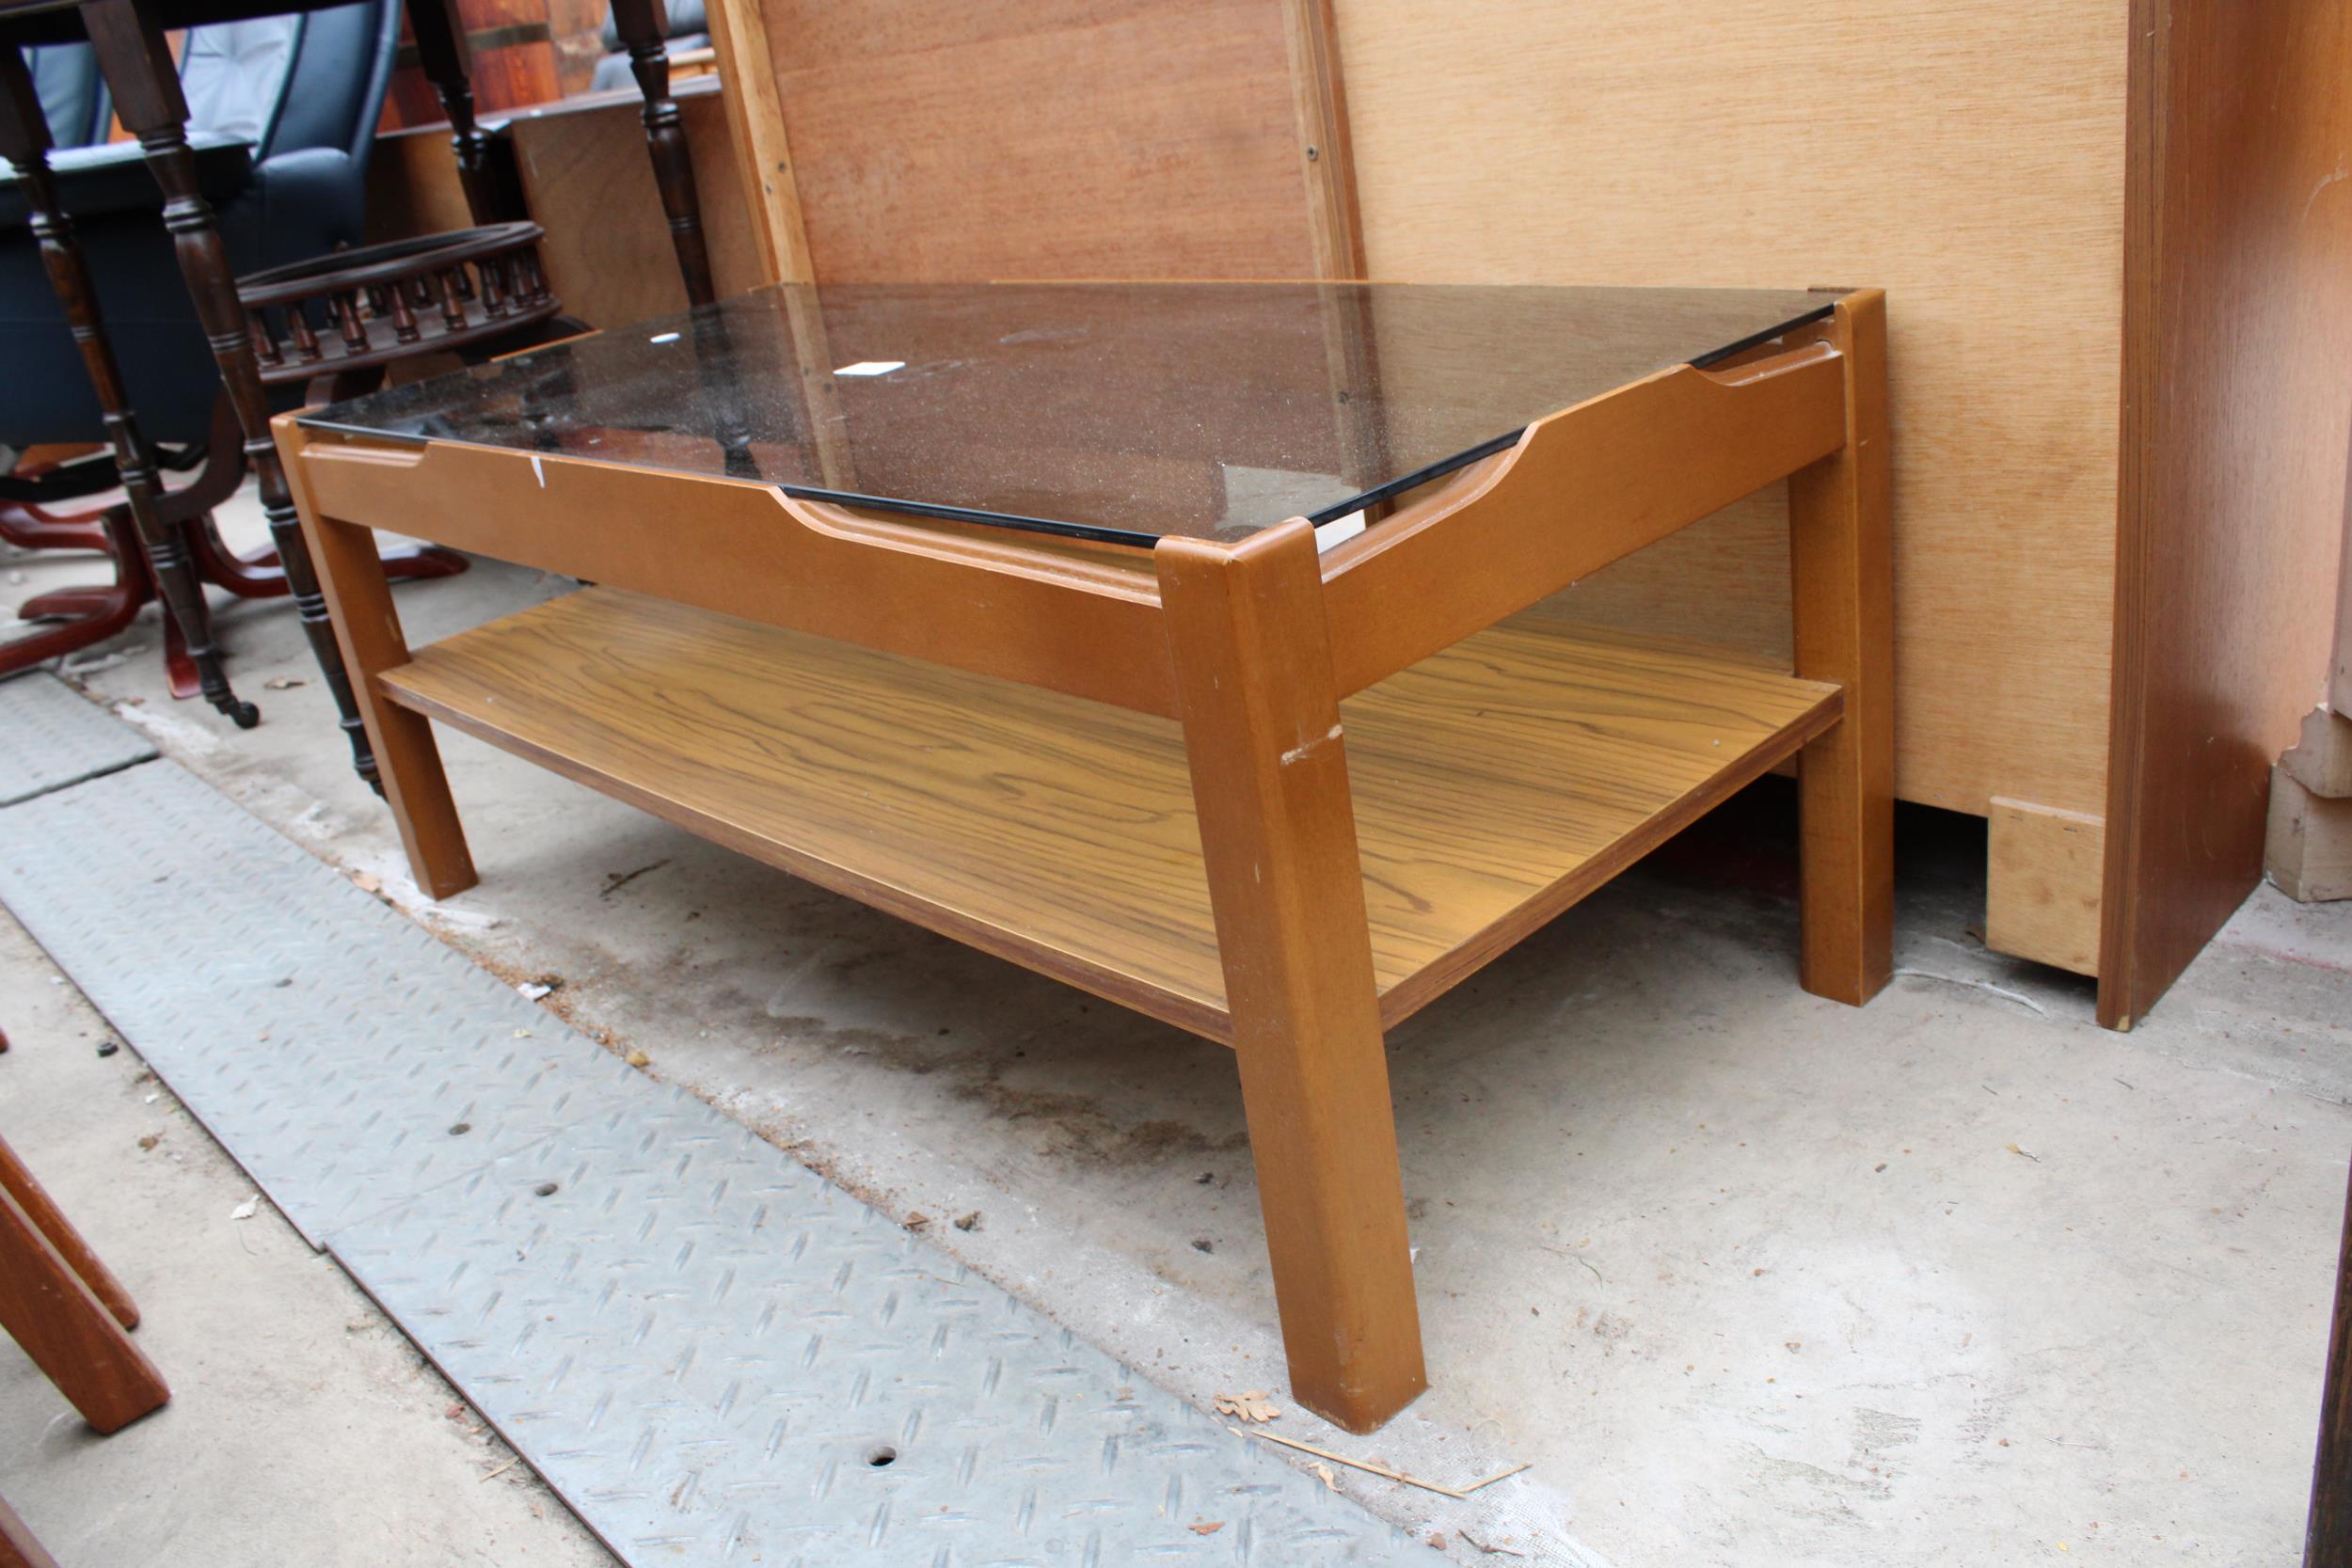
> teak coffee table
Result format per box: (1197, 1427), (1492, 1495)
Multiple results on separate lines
(273, 280), (1892, 1433)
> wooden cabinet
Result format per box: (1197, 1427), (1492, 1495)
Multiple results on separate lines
(692, 0), (2352, 1026)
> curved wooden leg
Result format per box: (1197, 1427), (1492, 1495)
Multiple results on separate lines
(0, 500), (113, 553)
(0, 514), (145, 678)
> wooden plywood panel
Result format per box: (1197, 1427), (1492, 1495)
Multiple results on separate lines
(1335, 0), (2131, 823)
(1987, 799), (2105, 976)
(507, 82), (768, 327)
(754, 0), (1324, 282)
(2100, 0), (2352, 1026)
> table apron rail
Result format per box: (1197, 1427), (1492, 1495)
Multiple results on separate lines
(273, 418), (1184, 716)
(1318, 341), (1848, 695)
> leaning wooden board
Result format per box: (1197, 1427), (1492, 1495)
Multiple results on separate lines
(1330, 0), (2352, 1023)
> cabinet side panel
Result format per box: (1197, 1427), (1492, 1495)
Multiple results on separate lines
(2101, 0), (2352, 1027)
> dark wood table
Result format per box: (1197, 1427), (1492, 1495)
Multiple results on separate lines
(2, 0), (712, 779)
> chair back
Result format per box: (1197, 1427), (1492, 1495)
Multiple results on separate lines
(178, 0), (399, 167)
(23, 43), (109, 150)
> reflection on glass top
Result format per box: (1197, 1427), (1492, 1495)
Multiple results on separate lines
(301, 281), (1837, 546)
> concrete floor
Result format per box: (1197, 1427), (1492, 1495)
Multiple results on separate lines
(0, 909), (615, 1567)
(5, 499), (2350, 1567)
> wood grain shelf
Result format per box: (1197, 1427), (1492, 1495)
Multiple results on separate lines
(378, 587), (1839, 1042)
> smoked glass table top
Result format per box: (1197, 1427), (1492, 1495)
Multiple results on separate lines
(300, 280), (1839, 546)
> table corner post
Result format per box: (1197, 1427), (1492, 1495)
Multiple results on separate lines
(1154, 520), (1427, 1434)
(276, 420), (479, 901)
(1789, 288), (1895, 1006)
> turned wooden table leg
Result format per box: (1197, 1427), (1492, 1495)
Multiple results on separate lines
(405, 0), (512, 225)
(1157, 521), (1426, 1434)
(0, 45), (255, 728)
(80, 0), (377, 784)
(0, 1173), (167, 1435)
(276, 420), (478, 898)
(1788, 289), (1894, 1005)
(608, 0), (715, 307)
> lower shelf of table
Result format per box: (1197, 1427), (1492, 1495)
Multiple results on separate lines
(377, 587), (1841, 1043)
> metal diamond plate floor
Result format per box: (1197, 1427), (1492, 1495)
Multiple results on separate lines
(0, 672), (156, 804)
(0, 752), (1432, 1566)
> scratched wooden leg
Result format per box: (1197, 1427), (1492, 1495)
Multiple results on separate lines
(609, 0), (716, 306)
(0, 1133), (137, 1332)
(1157, 520), (1426, 1433)
(0, 1183), (167, 1435)
(1788, 288), (1895, 1005)
(276, 420), (478, 898)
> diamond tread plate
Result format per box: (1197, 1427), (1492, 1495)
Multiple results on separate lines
(337, 1095), (1427, 1565)
(0, 757), (1432, 1566)
(0, 762), (648, 1243)
(0, 673), (156, 804)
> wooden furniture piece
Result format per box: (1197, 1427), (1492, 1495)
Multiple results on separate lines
(236, 220), (567, 401)
(2310, 1153), (2352, 1567)
(4, 0), (711, 785)
(275, 278), (1893, 1432)
(701, 0), (2352, 1030)
(0, 1494), (61, 1568)
(0, 40), (252, 718)
(0, 1125), (168, 1435)
(364, 76), (768, 330)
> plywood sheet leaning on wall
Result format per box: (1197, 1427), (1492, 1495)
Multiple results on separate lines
(711, 0), (1357, 284)
(1336, 0), (2128, 827)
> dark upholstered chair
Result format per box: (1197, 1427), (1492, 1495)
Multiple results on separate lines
(0, 3), (400, 453)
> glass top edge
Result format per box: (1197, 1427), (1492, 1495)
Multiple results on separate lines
(294, 282), (1850, 545)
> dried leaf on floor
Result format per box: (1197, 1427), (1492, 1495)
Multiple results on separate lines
(624, 1050), (650, 1069)
(1187, 1522), (1224, 1536)
(1215, 1390), (1281, 1423)
(263, 676), (307, 689)
(351, 872), (382, 895)
(1311, 1462), (1338, 1491)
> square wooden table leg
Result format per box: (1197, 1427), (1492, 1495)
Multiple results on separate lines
(0, 1135), (137, 1333)
(277, 422), (477, 899)
(0, 1183), (167, 1435)
(1158, 522), (1427, 1434)
(1789, 289), (1895, 1005)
